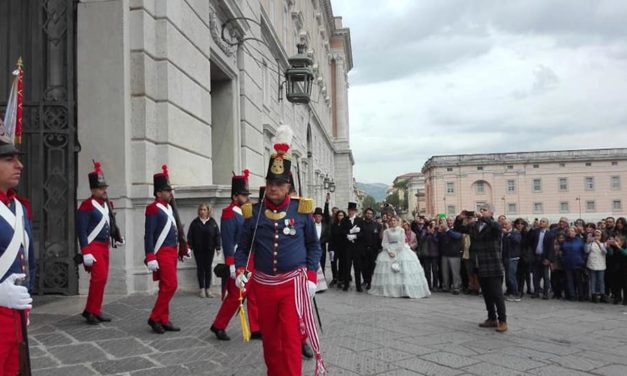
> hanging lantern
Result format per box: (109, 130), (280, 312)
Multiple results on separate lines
(285, 43), (314, 104)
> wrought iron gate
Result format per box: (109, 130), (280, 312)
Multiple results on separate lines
(0, 0), (78, 295)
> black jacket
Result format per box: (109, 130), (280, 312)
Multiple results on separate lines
(361, 219), (382, 251)
(529, 228), (555, 262)
(501, 229), (522, 259)
(341, 216), (365, 250)
(187, 217), (221, 256)
(454, 216), (503, 277)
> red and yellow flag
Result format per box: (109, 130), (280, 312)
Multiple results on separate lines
(3, 57), (24, 145)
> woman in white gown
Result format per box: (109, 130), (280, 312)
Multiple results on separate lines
(369, 215), (431, 298)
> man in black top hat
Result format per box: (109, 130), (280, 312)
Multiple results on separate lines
(341, 202), (366, 291)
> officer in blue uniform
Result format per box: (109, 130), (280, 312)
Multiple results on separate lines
(235, 125), (326, 376)
(0, 120), (36, 374)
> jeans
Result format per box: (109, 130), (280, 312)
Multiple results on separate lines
(423, 256), (440, 289)
(589, 269), (605, 295)
(506, 258), (519, 297)
(564, 268), (585, 300)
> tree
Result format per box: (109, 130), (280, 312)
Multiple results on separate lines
(362, 195), (377, 211)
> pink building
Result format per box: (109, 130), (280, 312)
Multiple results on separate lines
(422, 148), (627, 222)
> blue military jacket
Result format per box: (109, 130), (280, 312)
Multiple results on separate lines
(0, 190), (36, 291)
(144, 199), (178, 261)
(235, 196), (321, 277)
(77, 196), (111, 250)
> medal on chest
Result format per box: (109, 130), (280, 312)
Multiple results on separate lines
(283, 218), (296, 236)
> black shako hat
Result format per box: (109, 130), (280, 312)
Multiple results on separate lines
(231, 169), (251, 197)
(153, 164), (172, 195)
(259, 186), (266, 202)
(266, 125), (293, 183)
(0, 119), (20, 157)
(88, 160), (108, 189)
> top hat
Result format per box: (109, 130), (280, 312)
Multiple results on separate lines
(313, 207), (324, 216)
(153, 164), (172, 195)
(0, 119), (20, 157)
(348, 202), (358, 211)
(88, 160), (108, 189)
(231, 169), (251, 197)
(266, 125), (293, 183)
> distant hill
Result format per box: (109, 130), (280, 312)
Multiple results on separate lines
(356, 182), (389, 202)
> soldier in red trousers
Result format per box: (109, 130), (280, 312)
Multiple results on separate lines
(210, 169), (260, 340)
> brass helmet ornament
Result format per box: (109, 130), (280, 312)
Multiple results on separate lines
(266, 124), (294, 183)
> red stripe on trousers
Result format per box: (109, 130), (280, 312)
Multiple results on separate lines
(84, 241), (110, 315)
(256, 280), (302, 376)
(149, 246), (178, 324)
(212, 277), (259, 332)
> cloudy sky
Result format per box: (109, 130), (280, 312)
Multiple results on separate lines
(331, 0), (627, 184)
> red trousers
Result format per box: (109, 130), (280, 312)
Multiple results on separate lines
(149, 246), (178, 324)
(84, 241), (110, 315)
(0, 307), (23, 376)
(256, 280), (301, 376)
(212, 277), (259, 332)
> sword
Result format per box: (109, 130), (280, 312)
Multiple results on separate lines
(312, 296), (323, 334)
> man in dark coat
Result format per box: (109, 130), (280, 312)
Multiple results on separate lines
(454, 205), (507, 332)
(360, 207), (382, 290)
(529, 218), (554, 299)
(341, 202), (365, 292)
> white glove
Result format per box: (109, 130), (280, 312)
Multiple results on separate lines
(350, 226), (361, 234)
(147, 260), (159, 272)
(235, 272), (249, 290)
(83, 253), (96, 267)
(115, 237), (126, 246)
(307, 281), (317, 298)
(347, 234), (357, 242)
(229, 265), (236, 279)
(0, 274), (32, 310)
(183, 248), (192, 261)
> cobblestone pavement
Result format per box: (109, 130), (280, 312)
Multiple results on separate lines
(29, 286), (627, 376)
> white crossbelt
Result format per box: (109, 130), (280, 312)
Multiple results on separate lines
(0, 199), (28, 280)
(87, 199), (110, 244)
(154, 203), (177, 253)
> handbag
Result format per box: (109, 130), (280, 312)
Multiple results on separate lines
(391, 261), (401, 273)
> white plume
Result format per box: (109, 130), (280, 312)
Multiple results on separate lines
(272, 124), (294, 146)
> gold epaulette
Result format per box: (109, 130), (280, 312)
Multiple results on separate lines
(241, 203), (253, 219)
(297, 197), (314, 214)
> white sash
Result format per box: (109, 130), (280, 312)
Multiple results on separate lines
(86, 199), (110, 244)
(154, 203), (177, 253)
(0, 199), (27, 280)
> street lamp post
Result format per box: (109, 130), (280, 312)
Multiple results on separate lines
(576, 196), (582, 219)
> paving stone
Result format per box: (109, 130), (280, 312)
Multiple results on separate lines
(47, 343), (109, 365)
(91, 356), (157, 374)
(66, 327), (129, 342)
(130, 365), (192, 376)
(395, 357), (463, 376)
(32, 331), (75, 346)
(147, 336), (209, 352)
(374, 368), (425, 376)
(31, 354), (60, 370)
(593, 364), (627, 376)
(33, 364), (98, 376)
(420, 351), (480, 368)
(475, 352), (547, 371)
(530, 365), (600, 376)
(97, 338), (154, 358)
(463, 362), (532, 376)
(360, 347), (417, 363)
(547, 353), (606, 371)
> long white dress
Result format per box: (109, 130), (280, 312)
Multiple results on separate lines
(369, 227), (431, 298)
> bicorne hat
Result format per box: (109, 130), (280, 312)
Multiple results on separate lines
(231, 169), (251, 197)
(266, 125), (293, 183)
(88, 160), (108, 189)
(153, 164), (172, 195)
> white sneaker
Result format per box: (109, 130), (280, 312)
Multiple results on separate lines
(206, 289), (215, 298)
(200, 289), (207, 298)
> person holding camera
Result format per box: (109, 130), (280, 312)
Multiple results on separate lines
(454, 205), (507, 332)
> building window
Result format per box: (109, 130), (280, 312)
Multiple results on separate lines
(446, 182), (455, 194)
(585, 162), (592, 166)
(533, 164), (539, 168)
(559, 163), (565, 167)
(585, 177), (595, 191)
(533, 202), (543, 214)
(446, 167), (453, 172)
(475, 201), (487, 211)
(507, 203), (517, 215)
(611, 176), (620, 190)
(507, 180), (516, 193)
(533, 179), (542, 192)
(447, 205), (456, 216)
(475, 181), (485, 194)
(560, 202), (569, 213)
(586, 200), (595, 212)
(507, 165), (513, 169)
(477, 166), (483, 171)
(613, 200), (622, 211)
(559, 178), (568, 192)
(612, 161), (618, 166)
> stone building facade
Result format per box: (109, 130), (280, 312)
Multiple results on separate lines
(75, 0), (353, 294)
(422, 148), (627, 222)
